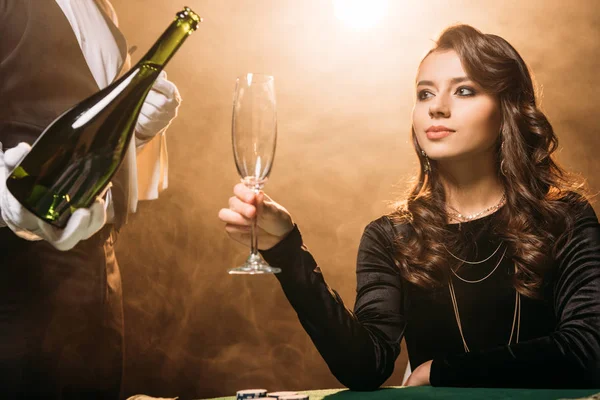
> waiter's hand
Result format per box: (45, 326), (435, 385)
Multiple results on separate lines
(218, 183), (294, 250)
(0, 142), (107, 251)
(135, 70), (181, 141)
(405, 360), (432, 387)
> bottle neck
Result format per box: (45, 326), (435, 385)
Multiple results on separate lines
(139, 8), (200, 67)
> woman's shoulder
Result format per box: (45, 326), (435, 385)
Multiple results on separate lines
(363, 212), (414, 246)
(553, 191), (598, 222)
(550, 193), (599, 260)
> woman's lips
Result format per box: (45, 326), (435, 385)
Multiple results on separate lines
(426, 130), (454, 140)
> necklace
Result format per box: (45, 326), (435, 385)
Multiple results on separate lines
(444, 242), (503, 265)
(448, 267), (521, 353)
(447, 193), (506, 223)
(451, 246), (507, 284)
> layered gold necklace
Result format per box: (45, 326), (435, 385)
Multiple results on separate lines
(446, 244), (521, 353)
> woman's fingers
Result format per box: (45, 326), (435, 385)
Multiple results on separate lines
(224, 223), (251, 234)
(218, 208), (251, 226)
(233, 182), (255, 203)
(223, 184), (293, 248)
(227, 195), (256, 218)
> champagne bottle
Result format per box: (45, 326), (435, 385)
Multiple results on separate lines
(6, 7), (201, 228)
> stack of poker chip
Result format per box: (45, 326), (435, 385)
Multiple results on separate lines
(267, 392), (309, 399)
(270, 394), (308, 400)
(236, 389), (267, 399)
(235, 389), (309, 400)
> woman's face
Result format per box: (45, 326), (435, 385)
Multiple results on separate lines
(412, 50), (501, 163)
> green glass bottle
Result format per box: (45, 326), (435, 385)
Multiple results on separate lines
(6, 7), (201, 228)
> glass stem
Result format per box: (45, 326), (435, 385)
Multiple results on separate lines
(250, 187), (260, 263)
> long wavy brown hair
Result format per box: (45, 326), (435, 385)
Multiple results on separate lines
(391, 24), (588, 298)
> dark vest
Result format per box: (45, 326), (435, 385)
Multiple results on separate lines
(0, 0), (127, 149)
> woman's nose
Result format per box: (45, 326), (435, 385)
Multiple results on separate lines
(428, 95), (451, 118)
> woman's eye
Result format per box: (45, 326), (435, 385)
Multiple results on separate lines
(456, 86), (476, 96)
(418, 90), (433, 101)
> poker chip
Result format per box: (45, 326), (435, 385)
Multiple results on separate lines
(266, 392), (298, 399)
(236, 389), (268, 399)
(278, 395), (309, 400)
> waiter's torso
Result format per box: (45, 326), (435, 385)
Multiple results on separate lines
(0, 0), (127, 148)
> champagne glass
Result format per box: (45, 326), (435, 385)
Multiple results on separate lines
(228, 73), (281, 275)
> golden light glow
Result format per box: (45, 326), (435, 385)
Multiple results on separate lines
(333, 0), (389, 30)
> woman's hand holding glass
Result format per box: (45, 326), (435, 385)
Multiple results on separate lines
(219, 182), (294, 251)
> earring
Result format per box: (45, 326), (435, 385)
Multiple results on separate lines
(500, 142), (508, 177)
(421, 150), (431, 174)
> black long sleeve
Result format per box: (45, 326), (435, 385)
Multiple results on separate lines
(261, 205), (600, 389)
(262, 218), (406, 390)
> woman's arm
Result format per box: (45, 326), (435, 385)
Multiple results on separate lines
(261, 216), (407, 390)
(430, 204), (600, 388)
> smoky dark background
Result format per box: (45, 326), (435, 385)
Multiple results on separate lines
(110, 0), (600, 398)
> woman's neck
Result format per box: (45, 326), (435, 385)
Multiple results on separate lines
(437, 151), (504, 218)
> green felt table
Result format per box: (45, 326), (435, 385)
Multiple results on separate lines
(201, 386), (600, 400)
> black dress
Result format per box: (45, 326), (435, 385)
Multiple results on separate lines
(260, 202), (600, 389)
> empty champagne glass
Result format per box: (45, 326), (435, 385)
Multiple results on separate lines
(228, 73), (281, 274)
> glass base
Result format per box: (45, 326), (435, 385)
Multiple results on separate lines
(228, 253), (281, 275)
